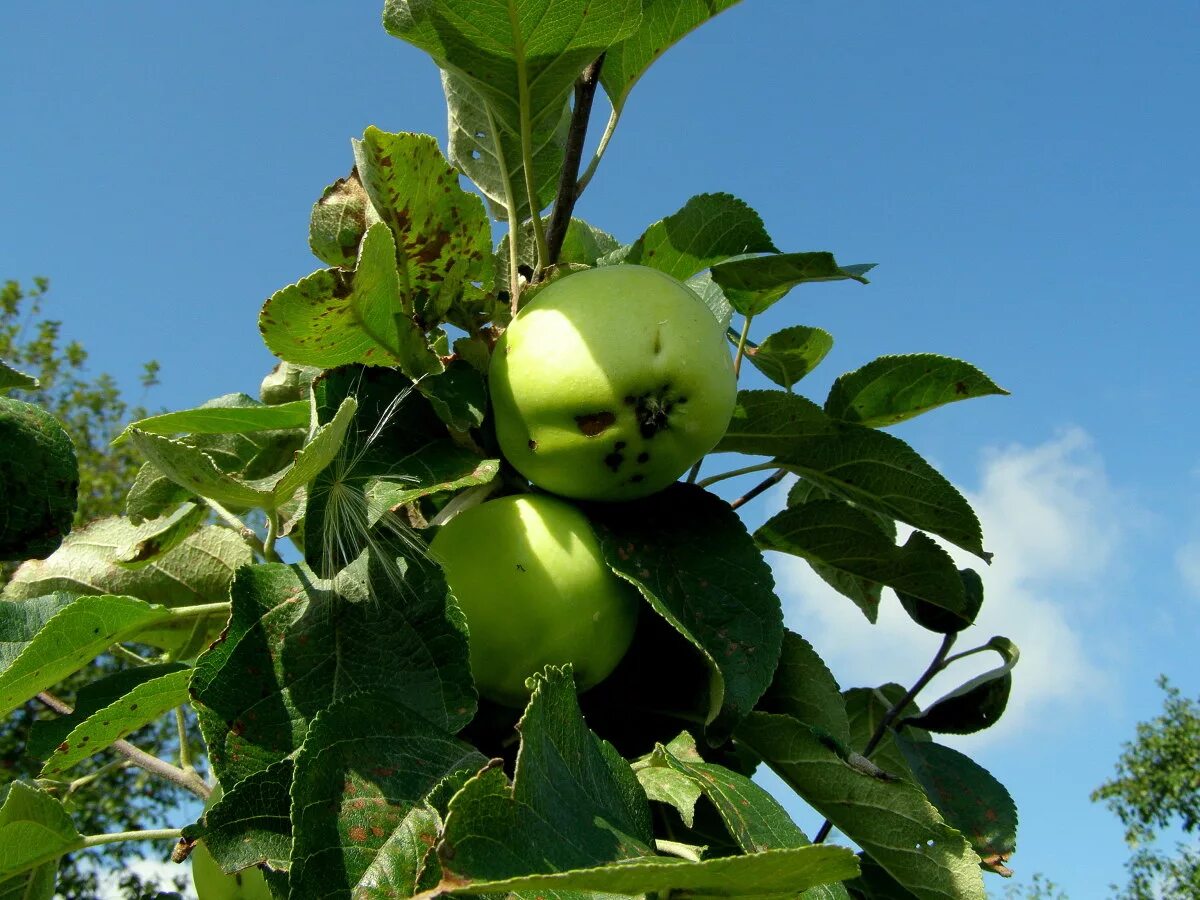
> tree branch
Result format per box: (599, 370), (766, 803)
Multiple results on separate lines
(729, 468), (788, 510)
(37, 692), (211, 800)
(545, 54), (606, 267)
(812, 632), (957, 844)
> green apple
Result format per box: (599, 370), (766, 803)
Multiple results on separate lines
(429, 493), (639, 706)
(489, 264), (737, 501)
(192, 785), (273, 900)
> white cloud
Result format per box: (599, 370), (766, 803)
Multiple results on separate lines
(1175, 538), (1200, 599)
(773, 427), (1125, 746)
(98, 856), (194, 899)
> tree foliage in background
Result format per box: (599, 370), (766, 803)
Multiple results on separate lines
(1092, 676), (1200, 899)
(0, 277), (187, 899)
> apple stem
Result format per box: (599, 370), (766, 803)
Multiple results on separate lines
(545, 54), (606, 269)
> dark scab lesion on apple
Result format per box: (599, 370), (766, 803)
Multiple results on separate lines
(575, 411), (616, 436)
(527, 439), (538, 451)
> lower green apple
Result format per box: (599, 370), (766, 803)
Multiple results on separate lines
(429, 493), (639, 706)
(489, 264), (737, 501)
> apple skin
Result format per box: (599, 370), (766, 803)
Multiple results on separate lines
(489, 265), (737, 501)
(429, 494), (639, 707)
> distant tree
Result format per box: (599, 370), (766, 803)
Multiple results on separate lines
(0, 277), (188, 898)
(1093, 676), (1200, 899)
(1004, 872), (1070, 899)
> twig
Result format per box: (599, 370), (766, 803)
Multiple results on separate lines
(729, 468), (787, 510)
(37, 692), (211, 800)
(206, 499), (268, 560)
(575, 106), (621, 196)
(545, 54), (606, 266)
(812, 632), (957, 844)
(695, 461), (777, 489)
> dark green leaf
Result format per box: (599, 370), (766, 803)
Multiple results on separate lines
(0, 397), (78, 560)
(710, 253), (873, 316)
(893, 734), (1017, 876)
(758, 630), (851, 748)
(740, 325), (834, 389)
(737, 712), (985, 900)
(897, 567), (984, 635)
(843, 686), (926, 784)
(825, 354), (1009, 428)
(902, 638), (1019, 735)
(309, 167), (375, 268)
(288, 694), (486, 898)
(757, 501), (966, 627)
(436, 666), (654, 881)
(718, 391), (986, 557)
(191, 558), (474, 787)
(112, 395), (309, 446)
(185, 761), (293, 872)
(603, 193), (777, 281)
(417, 359), (487, 430)
(601, 0), (744, 113)
(590, 483), (784, 743)
(496, 216), (620, 282)
(112, 502), (208, 568)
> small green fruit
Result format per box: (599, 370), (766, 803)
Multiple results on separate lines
(430, 494), (639, 707)
(489, 265), (737, 501)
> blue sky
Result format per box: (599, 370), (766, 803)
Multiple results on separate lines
(3, 2), (1199, 896)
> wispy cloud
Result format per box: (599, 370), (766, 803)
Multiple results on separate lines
(1175, 538), (1200, 600)
(772, 427), (1126, 746)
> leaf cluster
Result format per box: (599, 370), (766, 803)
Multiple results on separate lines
(0, 4), (1028, 900)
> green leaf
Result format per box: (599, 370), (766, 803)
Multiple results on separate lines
(352, 128), (494, 328)
(434, 839), (858, 897)
(843, 685), (924, 784)
(184, 761), (293, 872)
(416, 359), (488, 430)
(4, 517), (252, 610)
(40, 667), (191, 776)
(710, 253), (874, 317)
(309, 167), (375, 268)
(496, 216), (620, 283)
(635, 744), (704, 828)
(825, 354), (1009, 428)
(590, 483), (784, 743)
(601, 0), (744, 114)
(717, 391), (986, 557)
(757, 501), (966, 627)
(0, 859), (56, 900)
(260, 222), (443, 377)
(0, 359), (37, 392)
(268, 397), (356, 504)
(893, 734), (1018, 876)
(127, 430), (272, 509)
(433, 665), (654, 882)
(443, 70), (569, 223)
(737, 712), (985, 900)
(384, 0), (640, 222)
(603, 193), (777, 281)
(26, 662), (188, 760)
(260, 361), (321, 406)
(302, 366), (492, 576)
(740, 325), (834, 389)
(0, 594), (170, 716)
(757, 631), (851, 748)
(687, 271), (735, 329)
(112, 395), (310, 446)
(191, 558), (474, 787)
(288, 693), (487, 898)
(0, 782), (81, 883)
(902, 638), (1019, 735)
(112, 502), (208, 568)
(654, 733), (812, 852)
(897, 567), (984, 635)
